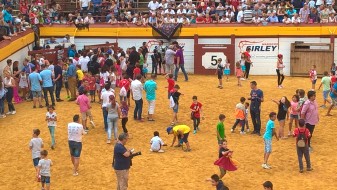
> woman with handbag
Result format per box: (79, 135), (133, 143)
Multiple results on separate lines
(276, 54), (285, 88)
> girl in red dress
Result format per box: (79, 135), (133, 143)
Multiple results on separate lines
(214, 140), (238, 178)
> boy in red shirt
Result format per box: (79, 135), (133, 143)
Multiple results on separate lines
(293, 119), (312, 173)
(85, 72), (96, 103)
(165, 73), (175, 99)
(133, 64), (141, 80)
(190, 96), (203, 134)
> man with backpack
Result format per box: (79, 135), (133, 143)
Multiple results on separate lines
(87, 55), (100, 76)
(293, 119), (313, 173)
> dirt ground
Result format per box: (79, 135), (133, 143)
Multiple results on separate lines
(0, 75), (335, 190)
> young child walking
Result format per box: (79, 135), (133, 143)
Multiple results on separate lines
(216, 114), (226, 144)
(224, 61), (230, 82)
(37, 150), (53, 190)
(86, 72), (96, 102)
(309, 65), (317, 90)
(76, 90), (95, 131)
(231, 97), (246, 134)
(62, 65), (70, 99)
(318, 71), (331, 108)
(190, 96), (203, 134)
(120, 101), (129, 134)
(150, 131), (166, 153)
(29, 129), (43, 180)
(272, 96), (290, 139)
(45, 106), (57, 150)
(293, 119), (313, 173)
(216, 58), (225, 89)
(262, 112), (279, 169)
(169, 84), (183, 125)
(288, 95), (300, 136)
(214, 140), (238, 178)
(235, 61), (243, 86)
(165, 73), (175, 99)
(19, 72), (29, 100)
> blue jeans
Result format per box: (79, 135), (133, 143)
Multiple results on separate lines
(107, 116), (118, 140)
(48, 126), (55, 146)
(54, 80), (62, 100)
(0, 96), (4, 115)
(174, 64), (188, 81)
(43, 86), (55, 106)
(134, 99), (143, 120)
(250, 109), (261, 133)
(102, 107), (108, 132)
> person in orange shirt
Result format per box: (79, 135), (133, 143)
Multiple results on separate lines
(231, 97), (246, 134)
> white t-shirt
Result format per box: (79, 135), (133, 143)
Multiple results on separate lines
(101, 90), (114, 108)
(100, 71), (110, 83)
(68, 122), (85, 142)
(80, 0), (91, 7)
(79, 56), (90, 72)
(131, 79), (143, 101)
(29, 138), (43, 159)
(46, 111), (57, 126)
(110, 72), (116, 85)
(150, 136), (164, 151)
(148, 1), (159, 10)
(38, 159), (53, 177)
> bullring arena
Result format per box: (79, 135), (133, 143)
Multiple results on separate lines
(1, 1), (337, 190)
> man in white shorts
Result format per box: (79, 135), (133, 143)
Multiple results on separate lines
(144, 74), (157, 121)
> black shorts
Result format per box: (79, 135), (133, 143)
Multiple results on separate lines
(179, 132), (189, 143)
(68, 141), (82, 158)
(217, 70), (223, 79)
(89, 90), (95, 95)
(64, 81), (69, 89)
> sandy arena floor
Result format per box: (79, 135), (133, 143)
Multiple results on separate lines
(0, 75), (335, 190)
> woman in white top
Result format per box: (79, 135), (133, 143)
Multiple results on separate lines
(3, 73), (16, 114)
(276, 54), (285, 88)
(282, 14), (292, 24)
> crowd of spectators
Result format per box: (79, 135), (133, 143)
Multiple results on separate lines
(0, 0), (337, 40)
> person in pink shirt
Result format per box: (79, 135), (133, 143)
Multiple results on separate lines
(76, 90), (95, 131)
(288, 95), (300, 136)
(300, 90), (319, 151)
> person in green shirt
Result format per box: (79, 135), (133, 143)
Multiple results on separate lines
(138, 48), (145, 77)
(318, 71), (331, 108)
(216, 114), (226, 145)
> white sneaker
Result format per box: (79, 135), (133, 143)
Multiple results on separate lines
(240, 78), (246, 81)
(240, 131), (246, 135)
(230, 129), (234, 133)
(6, 112), (12, 115)
(0, 114), (6, 118)
(158, 149), (165, 153)
(73, 172), (79, 176)
(246, 129), (250, 132)
(11, 111), (16, 115)
(262, 163), (271, 169)
(150, 149), (153, 152)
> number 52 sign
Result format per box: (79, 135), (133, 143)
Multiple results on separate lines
(202, 52), (227, 69)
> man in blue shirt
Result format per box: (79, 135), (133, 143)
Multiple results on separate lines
(54, 60), (63, 102)
(67, 59), (77, 101)
(248, 81), (264, 136)
(40, 64), (55, 107)
(326, 82), (337, 116)
(143, 74), (157, 121)
(113, 133), (132, 190)
(29, 67), (43, 108)
(68, 44), (76, 58)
